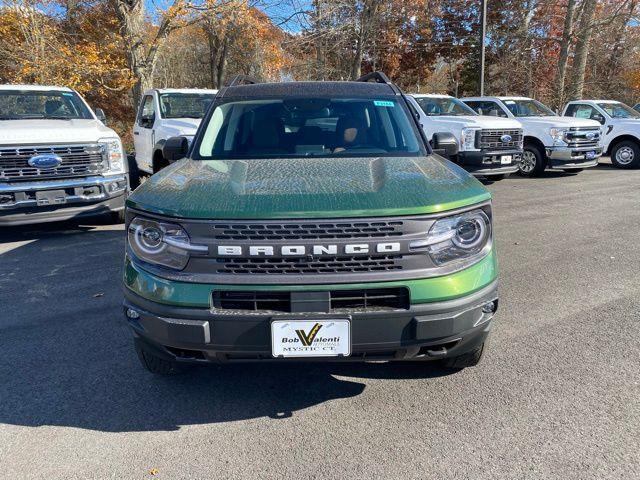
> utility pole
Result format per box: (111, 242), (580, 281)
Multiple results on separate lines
(479, 0), (487, 95)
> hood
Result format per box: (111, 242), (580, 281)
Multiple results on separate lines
(427, 115), (522, 129)
(158, 118), (202, 135)
(518, 116), (601, 128)
(127, 156), (491, 219)
(0, 119), (117, 145)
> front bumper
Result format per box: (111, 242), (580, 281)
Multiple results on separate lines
(0, 174), (127, 226)
(546, 145), (602, 169)
(123, 279), (498, 364)
(457, 150), (521, 176)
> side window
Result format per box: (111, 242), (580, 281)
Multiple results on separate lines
(137, 95), (155, 128)
(573, 104), (595, 119)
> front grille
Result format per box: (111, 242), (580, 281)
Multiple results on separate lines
(212, 288), (410, 313)
(565, 128), (600, 149)
(477, 129), (523, 150)
(0, 144), (106, 181)
(212, 220), (404, 240)
(215, 255), (404, 275)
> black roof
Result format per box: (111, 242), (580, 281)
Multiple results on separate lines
(221, 81), (398, 99)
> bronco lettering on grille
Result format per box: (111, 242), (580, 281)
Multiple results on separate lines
(216, 242), (401, 256)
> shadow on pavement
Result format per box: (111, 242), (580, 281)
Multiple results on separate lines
(0, 222), (453, 433)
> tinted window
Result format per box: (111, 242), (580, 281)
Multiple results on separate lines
(596, 102), (640, 119)
(0, 90), (92, 120)
(159, 93), (216, 119)
(414, 97), (476, 116)
(463, 100), (508, 118)
(502, 99), (555, 117)
(196, 97), (424, 159)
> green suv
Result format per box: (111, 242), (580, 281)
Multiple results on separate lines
(123, 73), (498, 374)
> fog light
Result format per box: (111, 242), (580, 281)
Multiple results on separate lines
(482, 301), (496, 314)
(126, 308), (140, 319)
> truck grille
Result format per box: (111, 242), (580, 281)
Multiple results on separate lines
(0, 144), (106, 181)
(564, 128), (600, 149)
(212, 221), (404, 240)
(215, 254), (404, 275)
(212, 287), (410, 313)
(477, 129), (523, 150)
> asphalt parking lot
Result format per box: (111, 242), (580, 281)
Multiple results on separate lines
(1, 159), (639, 479)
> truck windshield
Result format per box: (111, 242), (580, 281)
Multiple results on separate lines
(596, 102), (640, 119)
(414, 96), (476, 116)
(159, 93), (216, 119)
(0, 90), (93, 120)
(195, 97), (425, 159)
(502, 99), (555, 117)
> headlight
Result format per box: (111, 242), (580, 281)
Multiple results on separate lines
(411, 209), (492, 266)
(99, 137), (125, 173)
(549, 128), (568, 143)
(127, 217), (208, 270)
(460, 128), (479, 151)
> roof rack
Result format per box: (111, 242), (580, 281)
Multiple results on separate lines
(227, 75), (261, 87)
(356, 71), (401, 95)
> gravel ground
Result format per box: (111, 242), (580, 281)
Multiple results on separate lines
(1, 159), (639, 479)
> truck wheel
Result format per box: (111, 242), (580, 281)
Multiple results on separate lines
(442, 343), (485, 370)
(518, 144), (545, 177)
(611, 141), (640, 169)
(134, 340), (182, 375)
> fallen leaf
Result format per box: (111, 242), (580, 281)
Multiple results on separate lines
(149, 468), (159, 476)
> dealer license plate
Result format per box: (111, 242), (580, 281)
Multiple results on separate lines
(271, 319), (351, 358)
(500, 155), (512, 165)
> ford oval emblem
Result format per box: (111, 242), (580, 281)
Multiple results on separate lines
(500, 134), (513, 143)
(28, 154), (62, 169)
(586, 132), (596, 140)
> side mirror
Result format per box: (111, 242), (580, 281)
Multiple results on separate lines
(140, 114), (155, 128)
(432, 132), (459, 158)
(162, 136), (189, 162)
(592, 114), (605, 125)
(95, 108), (107, 125)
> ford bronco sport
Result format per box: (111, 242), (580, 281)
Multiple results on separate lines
(123, 73), (499, 374)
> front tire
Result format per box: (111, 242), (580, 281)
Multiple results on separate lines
(442, 343), (485, 369)
(134, 340), (182, 375)
(611, 140), (640, 169)
(518, 144), (546, 177)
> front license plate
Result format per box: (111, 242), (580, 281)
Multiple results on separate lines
(585, 151), (596, 160)
(500, 155), (512, 165)
(271, 319), (351, 358)
(35, 190), (66, 206)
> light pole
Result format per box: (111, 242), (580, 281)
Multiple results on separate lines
(479, 0), (487, 96)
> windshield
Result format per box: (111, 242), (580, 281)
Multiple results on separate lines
(414, 96), (476, 116)
(159, 93), (216, 119)
(195, 97), (424, 159)
(0, 90), (93, 120)
(597, 102), (640, 119)
(502, 99), (555, 117)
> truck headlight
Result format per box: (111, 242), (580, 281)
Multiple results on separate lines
(99, 137), (125, 174)
(549, 128), (568, 143)
(411, 209), (492, 266)
(460, 128), (479, 151)
(128, 217), (208, 270)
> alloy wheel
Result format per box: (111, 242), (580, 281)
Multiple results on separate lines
(615, 146), (635, 165)
(520, 150), (536, 173)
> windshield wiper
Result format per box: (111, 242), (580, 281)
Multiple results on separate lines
(41, 116), (74, 120)
(0, 116), (23, 120)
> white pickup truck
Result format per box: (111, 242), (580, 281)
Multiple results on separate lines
(133, 88), (217, 175)
(462, 96), (602, 176)
(0, 85), (128, 226)
(406, 94), (523, 179)
(562, 100), (640, 168)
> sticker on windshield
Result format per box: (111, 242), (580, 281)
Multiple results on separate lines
(504, 100), (516, 105)
(374, 100), (395, 107)
(61, 92), (74, 97)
